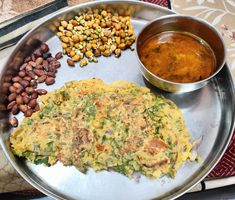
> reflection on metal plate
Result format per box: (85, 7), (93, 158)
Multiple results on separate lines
(0, 1), (234, 200)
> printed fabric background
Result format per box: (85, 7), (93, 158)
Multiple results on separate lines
(0, 0), (55, 23)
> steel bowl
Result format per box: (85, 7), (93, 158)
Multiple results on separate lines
(136, 14), (226, 93)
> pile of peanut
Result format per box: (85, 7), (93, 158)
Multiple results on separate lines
(57, 9), (136, 67)
(7, 43), (62, 126)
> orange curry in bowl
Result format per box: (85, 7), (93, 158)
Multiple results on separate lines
(139, 31), (216, 83)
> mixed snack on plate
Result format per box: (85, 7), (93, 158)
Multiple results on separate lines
(10, 79), (196, 179)
(57, 9), (136, 67)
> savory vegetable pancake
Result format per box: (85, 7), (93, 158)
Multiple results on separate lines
(10, 79), (195, 179)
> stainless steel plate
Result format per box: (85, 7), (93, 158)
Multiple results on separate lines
(0, 1), (234, 200)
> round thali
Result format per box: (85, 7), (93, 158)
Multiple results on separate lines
(0, 1), (234, 200)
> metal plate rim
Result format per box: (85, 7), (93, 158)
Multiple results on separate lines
(0, 1), (235, 200)
(0, 1), (174, 199)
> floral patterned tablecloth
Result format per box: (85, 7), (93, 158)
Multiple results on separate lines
(0, 0), (235, 195)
